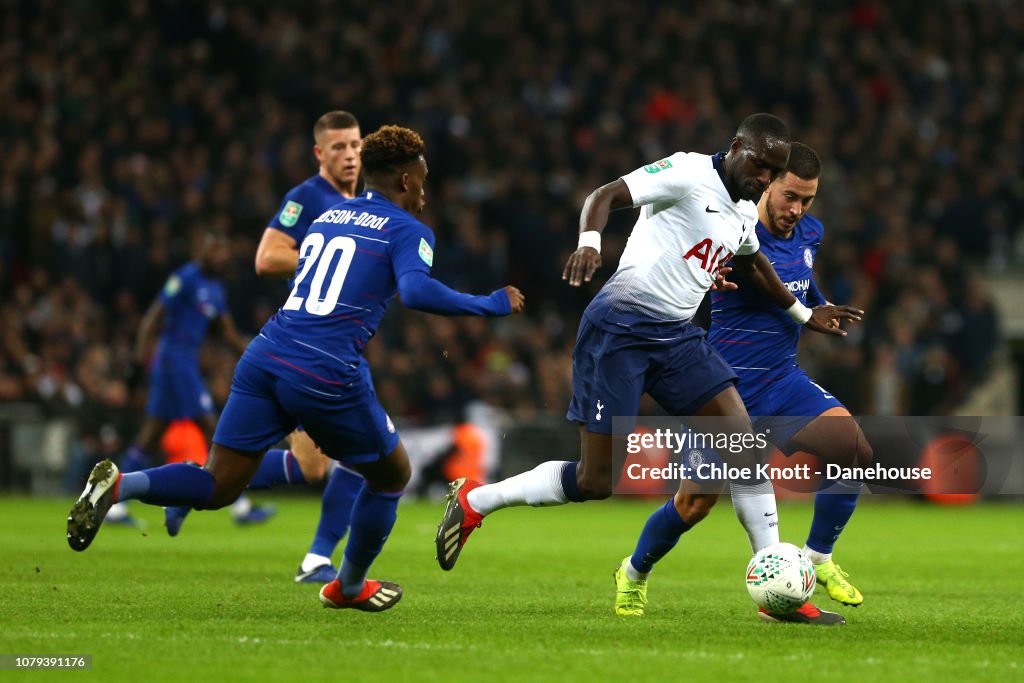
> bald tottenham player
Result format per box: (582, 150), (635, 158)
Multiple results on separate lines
(615, 143), (869, 625)
(435, 115), (862, 620)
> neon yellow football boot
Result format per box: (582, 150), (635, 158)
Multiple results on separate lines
(814, 559), (863, 606)
(613, 557), (648, 616)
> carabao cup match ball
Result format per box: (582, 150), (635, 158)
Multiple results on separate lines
(745, 542), (815, 613)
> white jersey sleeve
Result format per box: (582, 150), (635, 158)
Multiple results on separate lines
(736, 222), (760, 256)
(621, 152), (704, 207)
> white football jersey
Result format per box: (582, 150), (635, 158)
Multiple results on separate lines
(595, 152), (760, 325)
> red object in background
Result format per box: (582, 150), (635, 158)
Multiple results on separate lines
(919, 434), (980, 505)
(161, 419), (208, 466)
(860, 247), (886, 281)
(851, 0), (881, 29)
(644, 90), (696, 124)
(443, 423), (487, 484)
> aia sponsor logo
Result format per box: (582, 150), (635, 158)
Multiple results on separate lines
(683, 238), (733, 273)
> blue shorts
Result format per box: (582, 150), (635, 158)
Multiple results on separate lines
(566, 316), (737, 434)
(146, 357), (214, 420)
(213, 355), (398, 464)
(744, 369), (845, 453)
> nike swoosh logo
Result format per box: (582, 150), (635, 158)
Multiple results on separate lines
(764, 512), (776, 517)
(705, 206), (720, 213)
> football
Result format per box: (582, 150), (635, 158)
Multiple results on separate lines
(745, 542), (816, 613)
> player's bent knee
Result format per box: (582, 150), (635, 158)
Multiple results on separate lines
(353, 445), (412, 492)
(854, 439), (874, 469)
(375, 463), (411, 492)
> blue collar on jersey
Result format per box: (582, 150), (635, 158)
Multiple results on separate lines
(756, 217), (797, 242)
(314, 174), (338, 193)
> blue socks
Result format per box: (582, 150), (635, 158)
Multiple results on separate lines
(338, 485), (402, 598)
(630, 498), (692, 573)
(805, 479), (863, 555)
(117, 464), (215, 508)
(249, 449), (305, 489)
(309, 466), (362, 558)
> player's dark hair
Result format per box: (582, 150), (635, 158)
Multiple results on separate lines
(313, 110), (359, 140)
(736, 113), (790, 144)
(361, 125), (425, 179)
(785, 142), (821, 180)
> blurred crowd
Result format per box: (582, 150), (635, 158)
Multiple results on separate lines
(1, 0), (1018, 463)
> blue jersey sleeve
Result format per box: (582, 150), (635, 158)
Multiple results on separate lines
(390, 222), (435, 280)
(391, 223), (510, 316)
(268, 185), (317, 244)
(806, 277), (826, 306)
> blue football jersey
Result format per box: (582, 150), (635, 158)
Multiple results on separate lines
(707, 214), (826, 400)
(155, 262), (227, 360)
(249, 191), (436, 386)
(268, 174), (345, 244)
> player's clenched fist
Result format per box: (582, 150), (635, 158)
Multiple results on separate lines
(504, 286), (525, 313)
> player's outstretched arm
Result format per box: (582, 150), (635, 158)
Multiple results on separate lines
(398, 271), (523, 316)
(254, 228), (300, 278)
(732, 251), (862, 336)
(563, 179), (634, 287)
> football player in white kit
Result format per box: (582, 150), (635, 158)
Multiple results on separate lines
(434, 115), (862, 605)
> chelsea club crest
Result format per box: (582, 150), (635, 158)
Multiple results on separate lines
(688, 449), (704, 468)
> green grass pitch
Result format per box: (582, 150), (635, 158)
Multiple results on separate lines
(2, 496), (1021, 682)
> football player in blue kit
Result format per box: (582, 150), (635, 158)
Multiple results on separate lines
(614, 143), (870, 625)
(67, 125), (525, 612)
(435, 115), (863, 616)
(164, 111), (369, 586)
(107, 231), (272, 527)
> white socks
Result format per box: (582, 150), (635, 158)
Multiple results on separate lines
(466, 461), (571, 516)
(729, 480), (780, 552)
(301, 553), (333, 572)
(624, 558), (649, 581)
(803, 546), (831, 565)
